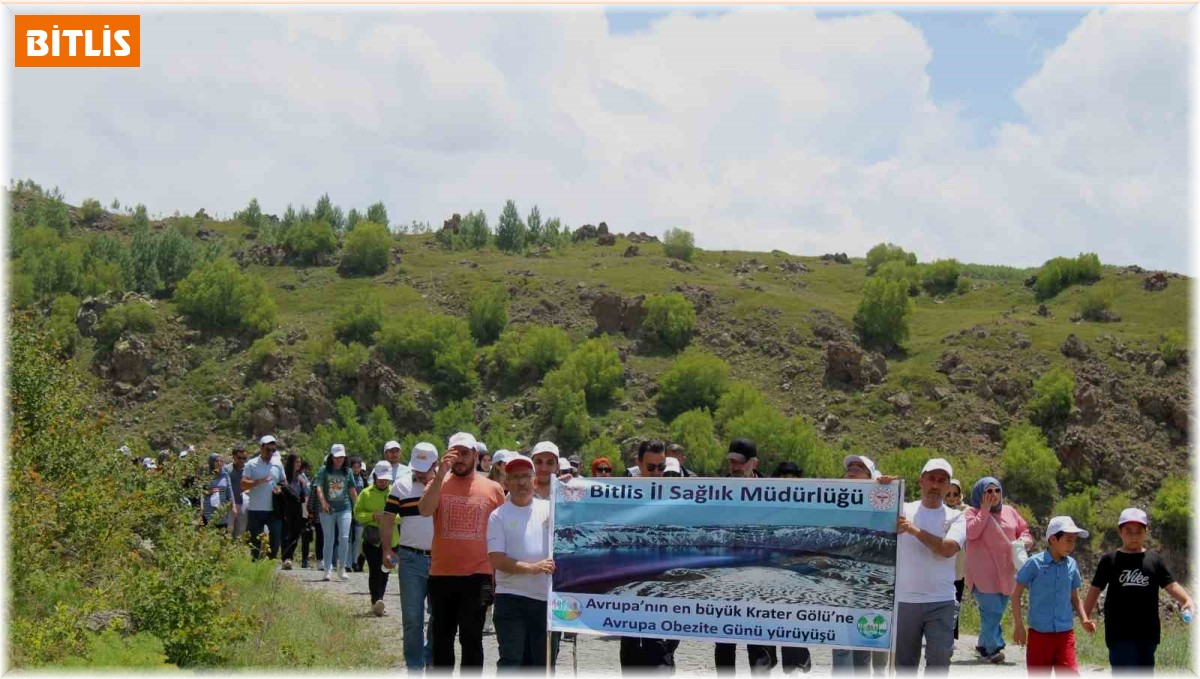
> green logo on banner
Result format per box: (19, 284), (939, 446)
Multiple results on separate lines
(553, 595), (582, 621)
(857, 614), (888, 639)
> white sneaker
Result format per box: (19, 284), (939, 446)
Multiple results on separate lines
(337, 567), (350, 581)
(483, 616), (494, 635)
(373, 600), (385, 617)
(282, 560), (293, 571)
(323, 569), (332, 582)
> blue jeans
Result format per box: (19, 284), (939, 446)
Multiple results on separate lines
(319, 508), (352, 571)
(246, 510), (281, 561)
(973, 589), (1010, 656)
(399, 548), (434, 671)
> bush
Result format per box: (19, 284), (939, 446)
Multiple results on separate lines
(1028, 367), (1074, 427)
(173, 258), (277, 336)
(539, 365), (595, 451)
(95, 301), (157, 351)
(468, 285), (509, 345)
(11, 274), (34, 308)
(853, 277), (913, 351)
(284, 220), (338, 265)
(432, 400), (476, 442)
(956, 277), (971, 295)
(1033, 253), (1102, 300)
(125, 225), (200, 295)
(236, 197), (263, 231)
(642, 293), (696, 351)
(482, 412), (522, 452)
(657, 350), (730, 421)
(561, 338), (624, 410)
(668, 409), (722, 475)
(1079, 287), (1114, 321)
(377, 314), (477, 400)
(1151, 477), (1190, 551)
(338, 221), (391, 277)
(332, 295), (383, 346)
(79, 198), (104, 225)
(1053, 489), (1098, 544)
(366, 201), (389, 229)
(662, 228), (696, 262)
(876, 260), (921, 296)
(713, 381), (767, 434)
(1000, 424), (1061, 518)
(495, 200), (528, 253)
(44, 294), (82, 357)
(247, 335), (279, 372)
(1160, 331), (1186, 367)
(442, 211), (492, 250)
(486, 324), (571, 389)
(1095, 491), (1134, 549)
(865, 242), (917, 275)
(724, 404), (839, 478)
(921, 259), (961, 296)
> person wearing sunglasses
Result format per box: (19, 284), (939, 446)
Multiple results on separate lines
(589, 457), (614, 478)
(224, 444), (249, 540)
(964, 477), (1033, 665)
(724, 438), (762, 478)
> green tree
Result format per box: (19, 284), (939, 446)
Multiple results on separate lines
(876, 260), (921, 296)
(539, 366), (591, 451)
(44, 294), (82, 357)
(1151, 477), (1190, 551)
(714, 381), (767, 434)
(562, 338), (624, 410)
(526, 206), (543, 246)
(367, 201), (389, 230)
(724, 404), (838, 478)
(345, 208), (362, 232)
(329, 341), (369, 381)
(642, 293), (696, 351)
(920, 259), (961, 296)
(468, 285), (509, 345)
(79, 198), (104, 226)
(543, 217), (563, 247)
(96, 301), (157, 351)
(662, 228), (696, 262)
(460, 211), (491, 250)
(1000, 424), (1061, 518)
(132, 203), (150, 231)
(1033, 253), (1103, 300)
(853, 277), (913, 351)
(669, 409), (722, 475)
(486, 324), (571, 388)
(332, 294), (384, 345)
(173, 258), (277, 336)
(658, 350), (729, 421)
(495, 200), (528, 253)
(338, 221), (391, 277)
(865, 242), (917, 275)
(313, 193), (345, 232)
(237, 197), (264, 231)
(284, 220), (338, 265)
(1028, 367), (1074, 428)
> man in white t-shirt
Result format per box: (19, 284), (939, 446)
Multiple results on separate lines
(894, 457), (966, 675)
(486, 453), (556, 669)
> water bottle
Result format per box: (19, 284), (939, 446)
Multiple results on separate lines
(1183, 609), (1193, 625)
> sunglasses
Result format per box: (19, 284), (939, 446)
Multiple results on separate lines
(946, 492), (961, 497)
(595, 468), (613, 474)
(644, 463), (667, 472)
(985, 488), (1001, 494)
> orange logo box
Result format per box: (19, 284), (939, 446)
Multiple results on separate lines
(14, 15), (140, 67)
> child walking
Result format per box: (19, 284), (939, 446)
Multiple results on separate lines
(1011, 516), (1096, 675)
(1083, 507), (1194, 673)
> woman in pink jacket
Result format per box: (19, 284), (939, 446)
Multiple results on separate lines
(965, 476), (1033, 664)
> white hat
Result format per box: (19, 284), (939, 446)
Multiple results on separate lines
(410, 442), (439, 473)
(1047, 515), (1090, 539)
(330, 443), (347, 458)
(492, 450), (512, 466)
(531, 441), (560, 459)
(949, 478), (962, 490)
(178, 449), (189, 458)
(921, 458), (953, 477)
(372, 460), (394, 481)
(118, 445), (131, 455)
(504, 454), (535, 473)
(142, 457), (158, 469)
(663, 457), (682, 474)
(447, 432), (478, 451)
(1118, 508), (1149, 527)
(259, 434), (277, 445)
(844, 455), (881, 479)
(383, 440), (402, 453)
(561, 457), (576, 472)
(474, 441), (489, 455)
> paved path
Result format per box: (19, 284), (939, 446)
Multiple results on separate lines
(278, 566), (1107, 675)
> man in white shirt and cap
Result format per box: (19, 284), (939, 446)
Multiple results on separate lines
(369, 440), (404, 484)
(242, 434), (285, 561)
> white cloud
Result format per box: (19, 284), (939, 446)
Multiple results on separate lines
(9, 6), (1189, 272)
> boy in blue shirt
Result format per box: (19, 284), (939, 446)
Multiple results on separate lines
(1011, 516), (1097, 674)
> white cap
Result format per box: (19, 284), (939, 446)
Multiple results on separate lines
(504, 454), (535, 473)
(844, 455), (881, 480)
(259, 434), (277, 445)
(410, 442), (438, 473)
(330, 443), (347, 458)
(1118, 508), (1149, 527)
(921, 458), (953, 477)
(663, 458), (682, 474)
(1047, 515), (1090, 539)
(561, 457), (576, 472)
(531, 441), (560, 459)
(448, 432), (478, 451)
(142, 457), (158, 469)
(949, 478), (962, 490)
(119, 445), (132, 455)
(474, 441), (489, 455)
(372, 460), (394, 481)
(492, 450), (512, 466)
(178, 449), (189, 458)
(383, 440), (402, 453)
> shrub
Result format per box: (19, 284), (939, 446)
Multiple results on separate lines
(79, 198), (104, 225)
(44, 294), (82, 357)
(724, 404), (839, 478)
(338, 221), (391, 277)
(1000, 424), (1061, 518)
(876, 260), (921, 296)
(662, 228), (696, 262)
(124, 226), (199, 295)
(668, 409), (722, 475)
(1033, 253), (1102, 300)
(131, 203), (149, 230)
(95, 301), (157, 351)
(284, 220), (338, 265)
(246, 335), (279, 372)
(432, 400), (476, 442)
(332, 295), (383, 346)
(173, 258), (277, 336)
(306, 397), (373, 461)
(366, 201), (389, 229)
(11, 274), (34, 308)
(657, 350), (730, 421)
(1079, 287), (1114, 321)
(1053, 489), (1098, 544)
(865, 242), (917, 275)
(482, 412), (522, 452)
(1151, 477), (1190, 551)
(377, 314), (477, 400)
(452, 211), (491, 250)
(853, 277), (913, 351)
(920, 259), (961, 296)
(487, 324), (571, 389)
(713, 381), (767, 434)
(1160, 331), (1186, 367)
(956, 277), (971, 295)
(539, 367), (591, 451)
(1028, 367), (1074, 427)
(642, 293), (696, 351)
(45, 198), (71, 235)
(236, 197), (263, 231)
(468, 285), (509, 345)
(495, 200), (528, 253)
(561, 338), (624, 410)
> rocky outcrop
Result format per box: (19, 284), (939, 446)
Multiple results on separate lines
(1061, 334), (1091, 359)
(1143, 272), (1169, 292)
(110, 336), (153, 384)
(353, 357), (404, 413)
(820, 253), (851, 264)
(824, 342), (887, 389)
(597, 232), (617, 246)
(934, 351), (962, 375)
(1138, 392), (1189, 435)
(591, 293), (647, 337)
(623, 245), (639, 257)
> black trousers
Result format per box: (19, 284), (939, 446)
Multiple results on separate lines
(281, 502), (304, 561)
(715, 643), (811, 674)
(361, 542), (391, 603)
(429, 573), (492, 673)
(300, 519), (315, 563)
(620, 636), (679, 672)
(953, 578), (964, 640)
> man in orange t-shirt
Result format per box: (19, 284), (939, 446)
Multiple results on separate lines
(418, 431), (506, 672)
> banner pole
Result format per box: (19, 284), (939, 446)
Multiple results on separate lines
(546, 630), (552, 677)
(889, 478), (904, 677)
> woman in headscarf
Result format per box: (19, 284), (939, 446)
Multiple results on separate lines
(945, 479), (966, 640)
(964, 476), (1033, 664)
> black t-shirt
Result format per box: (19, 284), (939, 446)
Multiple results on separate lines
(1091, 549), (1174, 644)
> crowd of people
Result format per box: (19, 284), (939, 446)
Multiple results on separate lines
(181, 433), (1191, 676)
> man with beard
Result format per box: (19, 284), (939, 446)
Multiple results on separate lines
(417, 432), (505, 673)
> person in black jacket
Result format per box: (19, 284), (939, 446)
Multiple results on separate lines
(278, 453), (307, 570)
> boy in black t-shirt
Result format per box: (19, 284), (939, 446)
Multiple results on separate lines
(1083, 508), (1195, 672)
